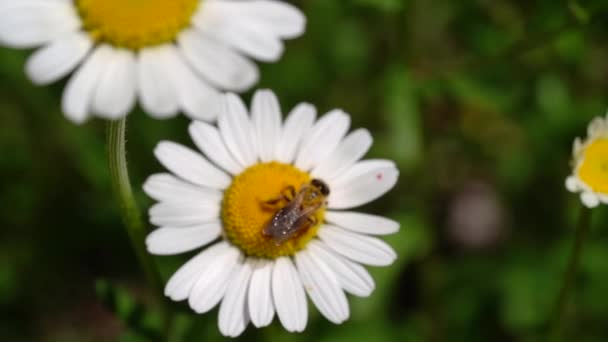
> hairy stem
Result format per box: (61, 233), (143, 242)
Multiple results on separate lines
(107, 118), (170, 336)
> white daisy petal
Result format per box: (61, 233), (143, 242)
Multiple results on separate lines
(62, 45), (112, 123)
(252, 89), (282, 162)
(238, 0), (306, 39)
(272, 257), (307, 332)
(565, 176), (580, 192)
(143, 173), (223, 205)
(581, 192), (600, 208)
(295, 248), (350, 324)
(587, 117), (605, 138)
(219, 259), (254, 337)
(154, 141), (231, 189)
(190, 30), (281, 64)
(325, 211), (400, 235)
(146, 222), (221, 255)
(137, 45), (180, 119)
(149, 202), (220, 227)
(92, 48), (137, 119)
(165, 46), (220, 121)
(308, 240), (375, 297)
(198, 0), (305, 39)
(0, 1), (80, 48)
(189, 121), (244, 175)
(275, 103), (316, 163)
(295, 110), (351, 171)
(25, 31), (92, 85)
(312, 128), (373, 180)
(328, 160), (399, 209)
(331, 160), (396, 187)
(164, 241), (230, 301)
(178, 29), (259, 91)
(318, 225), (397, 266)
(218, 93), (258, 167)
(189, 245), (242, 314)
(248, 259), (275, 328)
(193, 2), (284, 62)
(573, 137), (583, 156)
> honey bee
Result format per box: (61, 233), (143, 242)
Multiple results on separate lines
(262, 179), (330, 245)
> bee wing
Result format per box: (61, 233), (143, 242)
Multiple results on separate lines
(298, 201), (323, 217)
(263, 204), (301, 243)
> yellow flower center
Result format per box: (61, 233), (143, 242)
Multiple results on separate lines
(222, 162), (325, 259)
(578, 138), (608, 194)
(75, 0), (200, 50)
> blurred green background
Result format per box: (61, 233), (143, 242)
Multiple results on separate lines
(2, 0), (608, 341)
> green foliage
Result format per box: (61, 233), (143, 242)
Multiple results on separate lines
(352, 0), (407, 13)
(1, 0), (608, 341)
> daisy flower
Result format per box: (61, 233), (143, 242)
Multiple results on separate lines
(0, 0), (304, 123)
(566, 113), (608, 208)
(144, 90), (400, 337)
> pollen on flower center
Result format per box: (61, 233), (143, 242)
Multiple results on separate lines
(577, 138), (608, 194)
(222, 162), (325, 259)
(75, 0), (200, 50)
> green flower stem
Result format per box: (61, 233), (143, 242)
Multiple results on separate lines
(106, 118), (170, 335)
(549, 206), (592, 340)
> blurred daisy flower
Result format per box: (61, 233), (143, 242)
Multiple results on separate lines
(0, 0), (304, 123)
(144, 90), (400, 336)
(566, 113), (608, 208)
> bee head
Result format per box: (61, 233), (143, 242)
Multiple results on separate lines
(311, 179), (330, 196)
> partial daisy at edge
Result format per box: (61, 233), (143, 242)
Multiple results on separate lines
(143, 89), (400, 337)
(0, 0), (305, 123)
(566, 112), (608, 208)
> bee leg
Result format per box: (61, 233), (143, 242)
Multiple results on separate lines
(261, 197), (284, 210)
(261, 186), (297, 210)
(262, 185), (296, 210)
(307, 216), (318, 226)
(281, 185), (297, 201)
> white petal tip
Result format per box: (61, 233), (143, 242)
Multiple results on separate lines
(565, 176), (579, 192)
(581, 192), (600, 208)
(63, 112), (89, 125)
